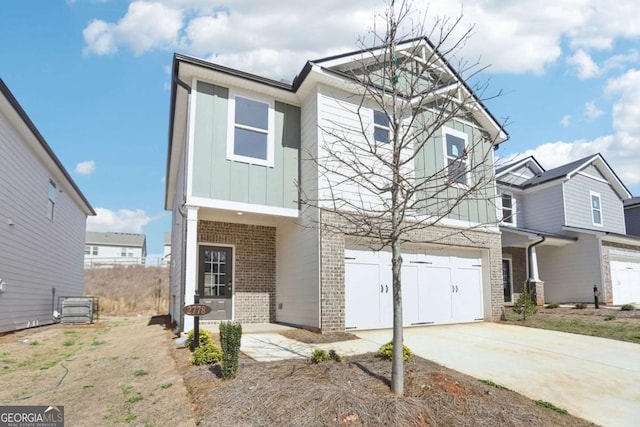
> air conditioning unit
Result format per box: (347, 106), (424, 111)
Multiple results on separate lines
(61, 298), (94, 324)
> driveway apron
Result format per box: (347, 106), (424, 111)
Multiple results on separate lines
(355, 323), (640, 427)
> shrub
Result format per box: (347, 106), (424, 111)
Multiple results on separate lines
(545, 302), (560, 309)
(310, 349), (329, 364)
(191, 342), (222, 365)
(378, 341), (412, 362)
(620, 304), (636, 311)
(513, 283), (537, 320)
(185, 329), (214, 351)
(219, 322), (242, 379)
(575, 302), (587, 310)
(328, 349), (343, 363)
(604, 315), (616, 321)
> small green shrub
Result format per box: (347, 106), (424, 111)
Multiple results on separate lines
(328, 349), (343, 363)
(185, 329), (214, 351)
(513, 283), (537, 320)
(545, 303), (560, 309)
(219, 322), (242, 379)
(63, 340), (75, 347)
(191, 342), (222, 365)
(133, 369), (148, 377)
(536, 400), (569, 414)
(480, 379), (511, 391)
(378, 341), (412, 362)
(29, 340), (40, 346)
(575, 302), (587, 310)
(620, 304), (636, 311)
(310, 349), (329, 364)
(604, 315), (616, 321)
(161, 383), (173, 389)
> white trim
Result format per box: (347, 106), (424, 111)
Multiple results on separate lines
(442, 126), (469, 188)
(186, 77), (198, 199)
(371, 108), (391, 144)
(499, 192), (516, 226)
(590, 191), (603, 227)
(562, 182), (568, 226)
(436, 216), (500, 232)
(187, 196), (299, 218)
(197, 242), (236, 321)
(577, 170), (608, 184)
(226, 88), (275, 167)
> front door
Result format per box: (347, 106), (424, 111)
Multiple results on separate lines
(198, 246), (233, 320)
(502, 259), (512, 303)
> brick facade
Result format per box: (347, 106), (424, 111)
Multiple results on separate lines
(319, 211), (504, 331)
(198, 220), (276, 323)
(601, 240), (640, 305)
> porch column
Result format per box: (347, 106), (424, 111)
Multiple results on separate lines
(530, 246), (540, 281)
(529, 246), (545, 306)
(183, 206), (199, 332)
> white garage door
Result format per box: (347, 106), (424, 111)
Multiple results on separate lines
(611, 259), (640, 305)
(345, 248), (484, 330)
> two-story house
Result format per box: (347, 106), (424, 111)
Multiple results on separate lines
(0, 79), (95, 332)
(497, 154), (640, 306)
(84, 231), (147, 268)
(165, 38), (508, 333)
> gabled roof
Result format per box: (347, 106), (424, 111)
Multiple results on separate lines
(86, 231), (146, 248)
(521, 153), (631, 199)
(0, 79), (95, 216)
(624, 197), (640, 208)
(495, 156), (545, 179)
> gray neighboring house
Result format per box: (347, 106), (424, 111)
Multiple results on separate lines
(165, 38), (508, 333)
(497, 153), (640, 306)
(84, 231), (147, 267)
(624, 197), (640, 237)
(0, 79), (95, 333)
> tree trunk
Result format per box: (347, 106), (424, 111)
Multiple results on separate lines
(390, 236), (404, 396)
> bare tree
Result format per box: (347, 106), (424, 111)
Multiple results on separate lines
(302, 1), (505, 396)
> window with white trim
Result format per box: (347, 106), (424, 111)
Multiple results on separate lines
(443, 128), (468, 186)
(92, 246), (98, 255)
(227, 93), (274, 166)
(47, 180), (56, 220)
(502, 194), (514, 224)
(85, 246), (91, 255)
(373, 109), (390, 144)
(590, 192), (602, 226)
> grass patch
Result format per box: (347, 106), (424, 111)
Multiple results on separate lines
(126, 393), (143, 404)
(63, 330), (78, 335)
(122, 385), (133, 395)
(160, 383), (172, 389)
(132, 370), (148, 377)
(536, 400), (569, 414)
(620, 304), (636, 311)
(480, 379), (511, 391)
(29, 340), (40, 346)
(91, 338), (107, 346)
(83, 384), (94, 389)
(63, 340), (75, 347)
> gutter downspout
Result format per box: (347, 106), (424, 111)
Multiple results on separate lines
(527, 235), (546, 298)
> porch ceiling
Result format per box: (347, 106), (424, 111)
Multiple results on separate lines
(196, 206), (296, 228)
(501, 226), (577, 248)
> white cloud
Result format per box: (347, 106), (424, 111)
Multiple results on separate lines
(584, 101), (604, 121)
(560, 114), (571, 127)
(567, 49), (600, 79)
(74, 160), (96, 175)
(86, 208), (154, 233)
(83, 1), (183, 56)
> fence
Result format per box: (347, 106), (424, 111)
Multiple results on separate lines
(84, 256), (169, 269)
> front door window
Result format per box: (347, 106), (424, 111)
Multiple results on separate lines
(202, 249), (229, 297)
(502, 259), (512, 303)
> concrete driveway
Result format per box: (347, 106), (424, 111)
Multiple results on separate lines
(355, 323), (640, 427)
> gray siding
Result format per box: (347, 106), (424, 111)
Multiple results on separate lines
(0, 112), (87, 332)
(414, 111), (497, 224)
(169, 147), (187, 330)
(626, 206), (640, 236)
(191, 81), (300, 210)
(521, 185), (565, 233)
(537, 234), (602, 303)
(564, 173), (625, 233)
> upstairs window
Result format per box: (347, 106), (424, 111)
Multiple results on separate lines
(443, 128), (468, 186)
(92, 246), (98, 255)
(373, 110), (390, 144)
(591, 192), (602, 226)
(227, 93), (274, 167)
(85, 246), (91, 255)
(502, 194), (514, 224)
(47, 180), (56, 220)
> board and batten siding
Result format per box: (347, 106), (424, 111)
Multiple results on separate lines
(0, 112), (87, 333)
(190, 81), (300, 210)
(414, 110), (497, 225)
(521, 185), (565, 233)
(564, 173), (625, 234)
(537, 233), (602, 303)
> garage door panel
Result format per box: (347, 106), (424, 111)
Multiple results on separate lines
(345, 263), (381, 330)
(611, 259), (640, 305)
(418, 266), (452, 324)
(401, 265), (419, 326)
(452, 268), (484, 322)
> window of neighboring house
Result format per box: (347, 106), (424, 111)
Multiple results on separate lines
(373, 109), (390, 144)
(591, 192), (603, 226)
(121, 248), (127, 257)
(85, 246), (90, 255)
(227, 93), (274, 166)
(443, 128), (468, 186)
(47, 180), (56, 220)
(92, 246), (98, 255)
(502, 194), (514, 224)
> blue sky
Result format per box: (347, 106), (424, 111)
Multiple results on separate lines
(2, 1), (640, 254)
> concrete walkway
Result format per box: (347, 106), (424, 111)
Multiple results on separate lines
(240, 323), (640, 427)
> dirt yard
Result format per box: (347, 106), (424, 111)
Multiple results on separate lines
(1, 314), (604, 426)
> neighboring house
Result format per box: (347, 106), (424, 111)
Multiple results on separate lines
(497, 153), (640, 306)
(163, 231), (171, 265)
(624, 197), (640, 237)
(84, 231), (147, 267)
(0, 79), (95, 333)
(165, 38), (508, 333)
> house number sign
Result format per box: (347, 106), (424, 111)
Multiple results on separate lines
(183, 304), (212, 316)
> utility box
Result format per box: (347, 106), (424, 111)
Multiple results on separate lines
(61, 297), (94, 324)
